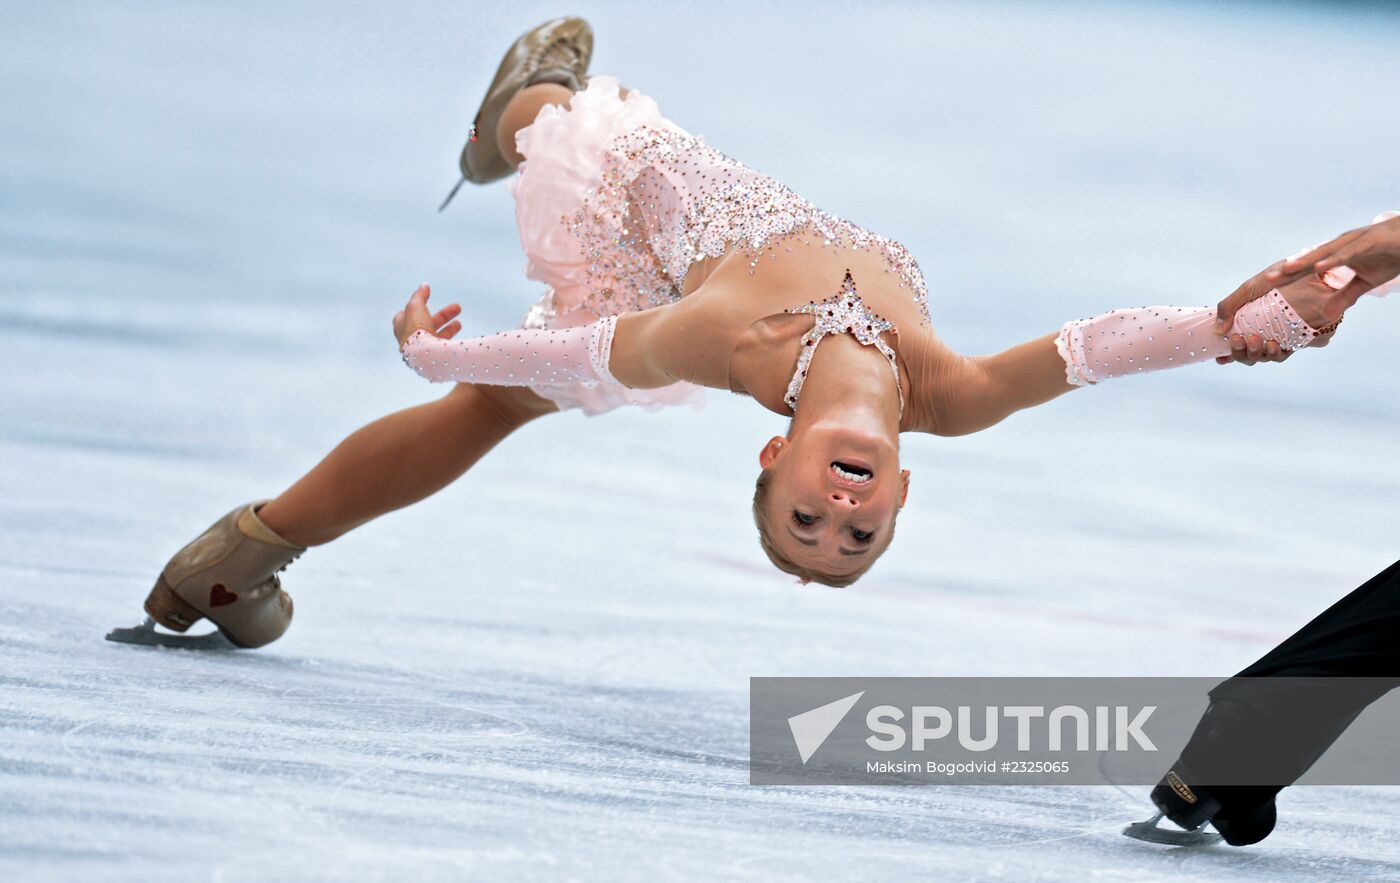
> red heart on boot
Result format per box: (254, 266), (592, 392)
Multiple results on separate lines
(209, 583), (239, 607)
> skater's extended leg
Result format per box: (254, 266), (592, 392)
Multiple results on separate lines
(258, 383), (556, 547)
(127, 383), (557, 648)
(495, 81), (632, 170)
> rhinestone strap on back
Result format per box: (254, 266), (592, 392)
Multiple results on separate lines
(782, 270), (903, 416)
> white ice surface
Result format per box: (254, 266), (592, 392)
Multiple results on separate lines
(4, 1), (1400, 880)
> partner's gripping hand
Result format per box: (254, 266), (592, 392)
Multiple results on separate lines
(1214, 273), (1343, 366)
(393, 284), (462, 350)
(1272, 211), (1400, 297)
(1214, 212), (1400, 365)
(1212, 261), (1295, 366)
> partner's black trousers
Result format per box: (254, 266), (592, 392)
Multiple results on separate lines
(1236, 557), (1400, 679)
(1178, 557), (1400, 790)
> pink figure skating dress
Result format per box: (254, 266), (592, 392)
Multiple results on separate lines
(499, 73), (926, 415)
(406, 75), (1397, 401)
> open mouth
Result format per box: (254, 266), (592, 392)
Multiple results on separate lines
(830, 460), (873, 485)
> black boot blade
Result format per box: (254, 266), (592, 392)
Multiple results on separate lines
(1123, 812), (1224, 847)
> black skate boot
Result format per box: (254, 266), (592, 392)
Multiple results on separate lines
(1122, 759), (1225, 846)
(1142, 763), (1278, 847)
(1126, 697), (1284, 846)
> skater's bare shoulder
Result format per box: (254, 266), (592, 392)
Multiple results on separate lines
(610, 281), (746, 391)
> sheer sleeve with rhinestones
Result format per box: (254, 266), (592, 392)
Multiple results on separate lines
(400, 317), (621, 387)
(1055, 291), (1320, 387)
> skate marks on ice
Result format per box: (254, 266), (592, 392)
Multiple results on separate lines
(7, 601), (1400, 879)
(1114, 791), (1400, 881)
(4, 406), (1399, 876)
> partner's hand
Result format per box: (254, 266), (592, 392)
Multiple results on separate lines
(1270, 213), (1400, 295)
(1216, 259), (1356, 331)
(1213, 213), (1400, 354)
(1215, 329), (1338, 366)
(1214, 273), (1342, 366)
(393, 284), (462, 350)
(1213, 261), (1290, 365)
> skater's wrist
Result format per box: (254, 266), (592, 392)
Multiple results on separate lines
(399, 328), (449, 382)
(399, 327), (432, 353)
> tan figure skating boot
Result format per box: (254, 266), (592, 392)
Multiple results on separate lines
(439, 15), (595, 208)
(110, 502), (306, 649)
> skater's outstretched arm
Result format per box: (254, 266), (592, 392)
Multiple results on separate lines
(924, 272), (1339, 437)
(394, 284), (702, 391)
(395, 284), (622, 388)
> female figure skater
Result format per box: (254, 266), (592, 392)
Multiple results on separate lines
(112, 17), (1383, 651)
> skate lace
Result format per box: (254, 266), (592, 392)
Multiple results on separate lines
(264, 551), (301, 590)
(532, 36), (583, 75)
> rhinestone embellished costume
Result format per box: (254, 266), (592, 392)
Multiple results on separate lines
(552, 124), (930, 318)
(501, 74), (928, 415)
(783, 270), (903, 415)
(400, 316), (619, 387)
(413, 74), (1392, 407)
(1055, 291), (1320, 387)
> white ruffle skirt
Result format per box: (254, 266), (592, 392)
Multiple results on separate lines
(505, 74), (706, 416)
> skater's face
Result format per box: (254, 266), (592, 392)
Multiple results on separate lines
(752, 423), (909, 585)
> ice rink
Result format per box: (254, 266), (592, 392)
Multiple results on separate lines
(4, 1), (1400, 879)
